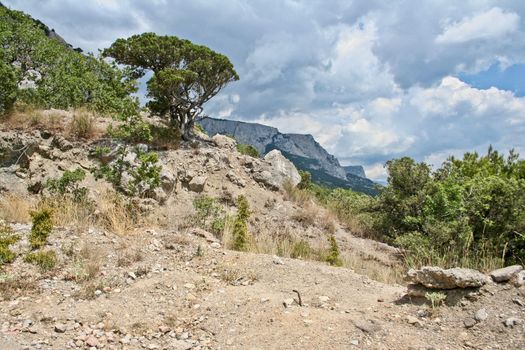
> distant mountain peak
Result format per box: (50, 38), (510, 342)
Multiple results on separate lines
(199, 117), (377, 195)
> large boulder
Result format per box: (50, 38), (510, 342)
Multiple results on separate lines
(490, 265), (523, 283)
(212, 134), (236, 149)
(252, 150), (301, 190)
(188, 176), (207, 192)
(407, 266), (490, 289)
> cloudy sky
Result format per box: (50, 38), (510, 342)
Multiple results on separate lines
(4, 0), (525, 180)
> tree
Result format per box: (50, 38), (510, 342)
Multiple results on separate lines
(103, 32), (239, 140)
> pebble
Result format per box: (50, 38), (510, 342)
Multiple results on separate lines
(85, 335), (99, 347)
(463, 318), (476, 329)
(318, 296), (330, 303)
(283, 298), (295, 308)
(210, 242), (221, 249)
(54, 323), (66, 333)
(272, 256), (284, 265)
(474, 308), (488, 322)
(504, 317), (521, 328)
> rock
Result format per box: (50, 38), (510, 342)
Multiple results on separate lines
(463, 318), (476, 329)
(272, 256), (284, 265)
(318, 296), (330, 303)
(474, 308), (488, 322)
(51, 135), (73, 152)
(54, 323), (66, 333)
(85, 335), (99, 347)
(190, 228), (218, 243)
(354, 319), (381, 333)
(210, 242), (221, 249)
(170, 339), (193, 350)
(406, 315), (424, 327)
(407, 266), (490, 289)
(490, 265), (523, 283)
(513, 271), (525, 287)
(226, 170), (246, 187)
(283, 298), (295, 308)
(350, 339), (359, 346)
(212, 134), (236, 149)
(188, 176), (207, 192)
(263, 149), (301, 186)
(160, 169), (176, 193)
(512, 298), (525, 307)
(504, 317), (521, 328)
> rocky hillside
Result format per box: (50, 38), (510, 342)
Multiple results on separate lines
(198, 117), (377, 195)
(1, 112), (525, 349)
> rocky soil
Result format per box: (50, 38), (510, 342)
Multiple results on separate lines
(1, 118), (524, 349)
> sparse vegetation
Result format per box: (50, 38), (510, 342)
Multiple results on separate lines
(324, 235), (343, 267)
(236, 143), (259, 158)
(0, 224), (19, 266)
(25, 250), (57, 271)
(45, 169), (88, 202)
(425, 291), (447, 311)
(232, 195), (250, 251)
(69, 108), (95, 139)
(192, 195), (227, 236)
(29, 208), (53, 249)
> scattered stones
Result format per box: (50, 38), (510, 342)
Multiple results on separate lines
(407, 266), (490, 289)
(85, 335), (99, 347)
(464, 318), (477, 329)
(504, 317), (521, 328)
(474, 308), (488, 322)
(490, 265), (523, 283)
(272, 255), (284, 265)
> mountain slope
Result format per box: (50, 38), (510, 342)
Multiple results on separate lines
(199, 117), (378, 195)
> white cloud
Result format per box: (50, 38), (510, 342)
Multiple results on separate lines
(436, 7), (520, 44)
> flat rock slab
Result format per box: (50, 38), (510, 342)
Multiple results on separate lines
(407, 266), (490, 289)
(490, 265), (523, 283)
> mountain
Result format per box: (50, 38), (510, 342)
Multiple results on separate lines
(198, 117), (378, 195)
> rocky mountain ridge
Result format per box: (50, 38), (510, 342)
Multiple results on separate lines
(199, 117), (377, 195)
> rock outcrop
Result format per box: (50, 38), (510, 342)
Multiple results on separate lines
(407, 266), (490, 289)
(252, 150), (301, 190)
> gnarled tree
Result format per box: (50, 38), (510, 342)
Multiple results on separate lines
(103, 33), (239, 140)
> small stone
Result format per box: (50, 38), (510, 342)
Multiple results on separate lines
(127, 271), (137, 279)
(464, 318), (476, 329)
(406, 315), (424, 327)
(85, 335), (99, 347)
(159, 325), (170, 334)
(504, 317), (521, 328)
(94, 290), (103, 297)
(210, 242), (221, 249)
(512, 298), (525, 307)
(283, 298), (295, 308)
(354, 319), (381, 333)
(318, 296), (330, 303)
(272, 256), (284, 265)
(417, 309), (429, 318)
(350, 339), (359, 346)
(184, 283), (195, 289)
(54, 323), (66, 333)
(474, 308), (488, 322)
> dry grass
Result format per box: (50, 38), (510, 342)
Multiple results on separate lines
(282, 180), (313, 207)
(342, 251), (404, 284)
(96, 192), (143, 235)
(0, 193), (33, 223)
(0, 273), (38, 300)
(37, 196), (93, 232)
(2, 106), (67, 132)
(68, 108), (96, 139)
(64, 244), (101, 283)
(117, 248), (144, 267)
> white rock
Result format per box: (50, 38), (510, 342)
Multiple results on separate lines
(490, 265), (523, 283)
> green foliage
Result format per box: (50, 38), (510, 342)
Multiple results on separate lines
(324, 235), (343, 266)
(0, 5), (139, 116)
(297, 170), (312, 190)
(25, 250), (57, 271)
(108, 114), (152, 143)
(0, 54), (18, 116)
(233, 195), (250, 251)
(103, 32), (239, 139)
(29, 208), (53, 250)
(192, 195), (226, 236)
(291, 240), (312, 259)
(45, 169), (88, 201)
(194, 123), (206, 135)
(94, 146), (162, 198)
(425, 292), (447, 310)
(378, 148), (525, 269)
(0, 225), (19, 266)
(236, 144), (259, 158)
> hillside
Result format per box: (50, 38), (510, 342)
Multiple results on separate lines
(198, 117), (378, 195)
(1, 115), (524, 350)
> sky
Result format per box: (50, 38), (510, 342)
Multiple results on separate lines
(4, 0), (525, 181)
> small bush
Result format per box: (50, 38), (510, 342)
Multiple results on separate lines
(236, 143), (259, 158)
(297, 170), (312, 190)
(291, 240), (312, 259)
(108, 114), (152, 143)
(192, 195), (226, 236)
(324, 235), (343, 267)
(69, 109), (95, 139)
(0, 225), (19, 266)
(425, 291), (447, 311)
(25, 250), (57, 271)
(45, 169), (88, 202)
(150, 123), (180, 150)
(232, 195), (251, 251)
(29, 208), (53, 249)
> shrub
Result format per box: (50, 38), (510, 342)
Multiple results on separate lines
(324, 235), (342, 267)
(232, 195), (251, 251)
(69, 109), (95, 139)
(291, 240), (312, 259)
(0, 225), (19, 266)
(297, 170), (312, 190)
(107, 114), (152, 143)
(192, 195), (226, 236)
(150, 123), (180, 150)
(25, 250), (57, 271)
(236, 143), (259, 158)
(29, 208), (53, 249)
(425, 291), (447, 311)
(45, 169), (88, 202)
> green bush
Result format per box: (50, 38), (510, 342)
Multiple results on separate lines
(29, 208), (53, 249)
(324, 235), (343, 267)
(192, 195), (226, 236)
(0, 56), (18, 117)
(46, 169), (88, 202)
(291, 240), (312, 259)
(0, 225), (19, 266)
(236, 144), (259, 158)
(297, 170), (312, 190)
(108, 114), (152, 143)
(25, 250), (57, 271)
(233, 195), (251, 251)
